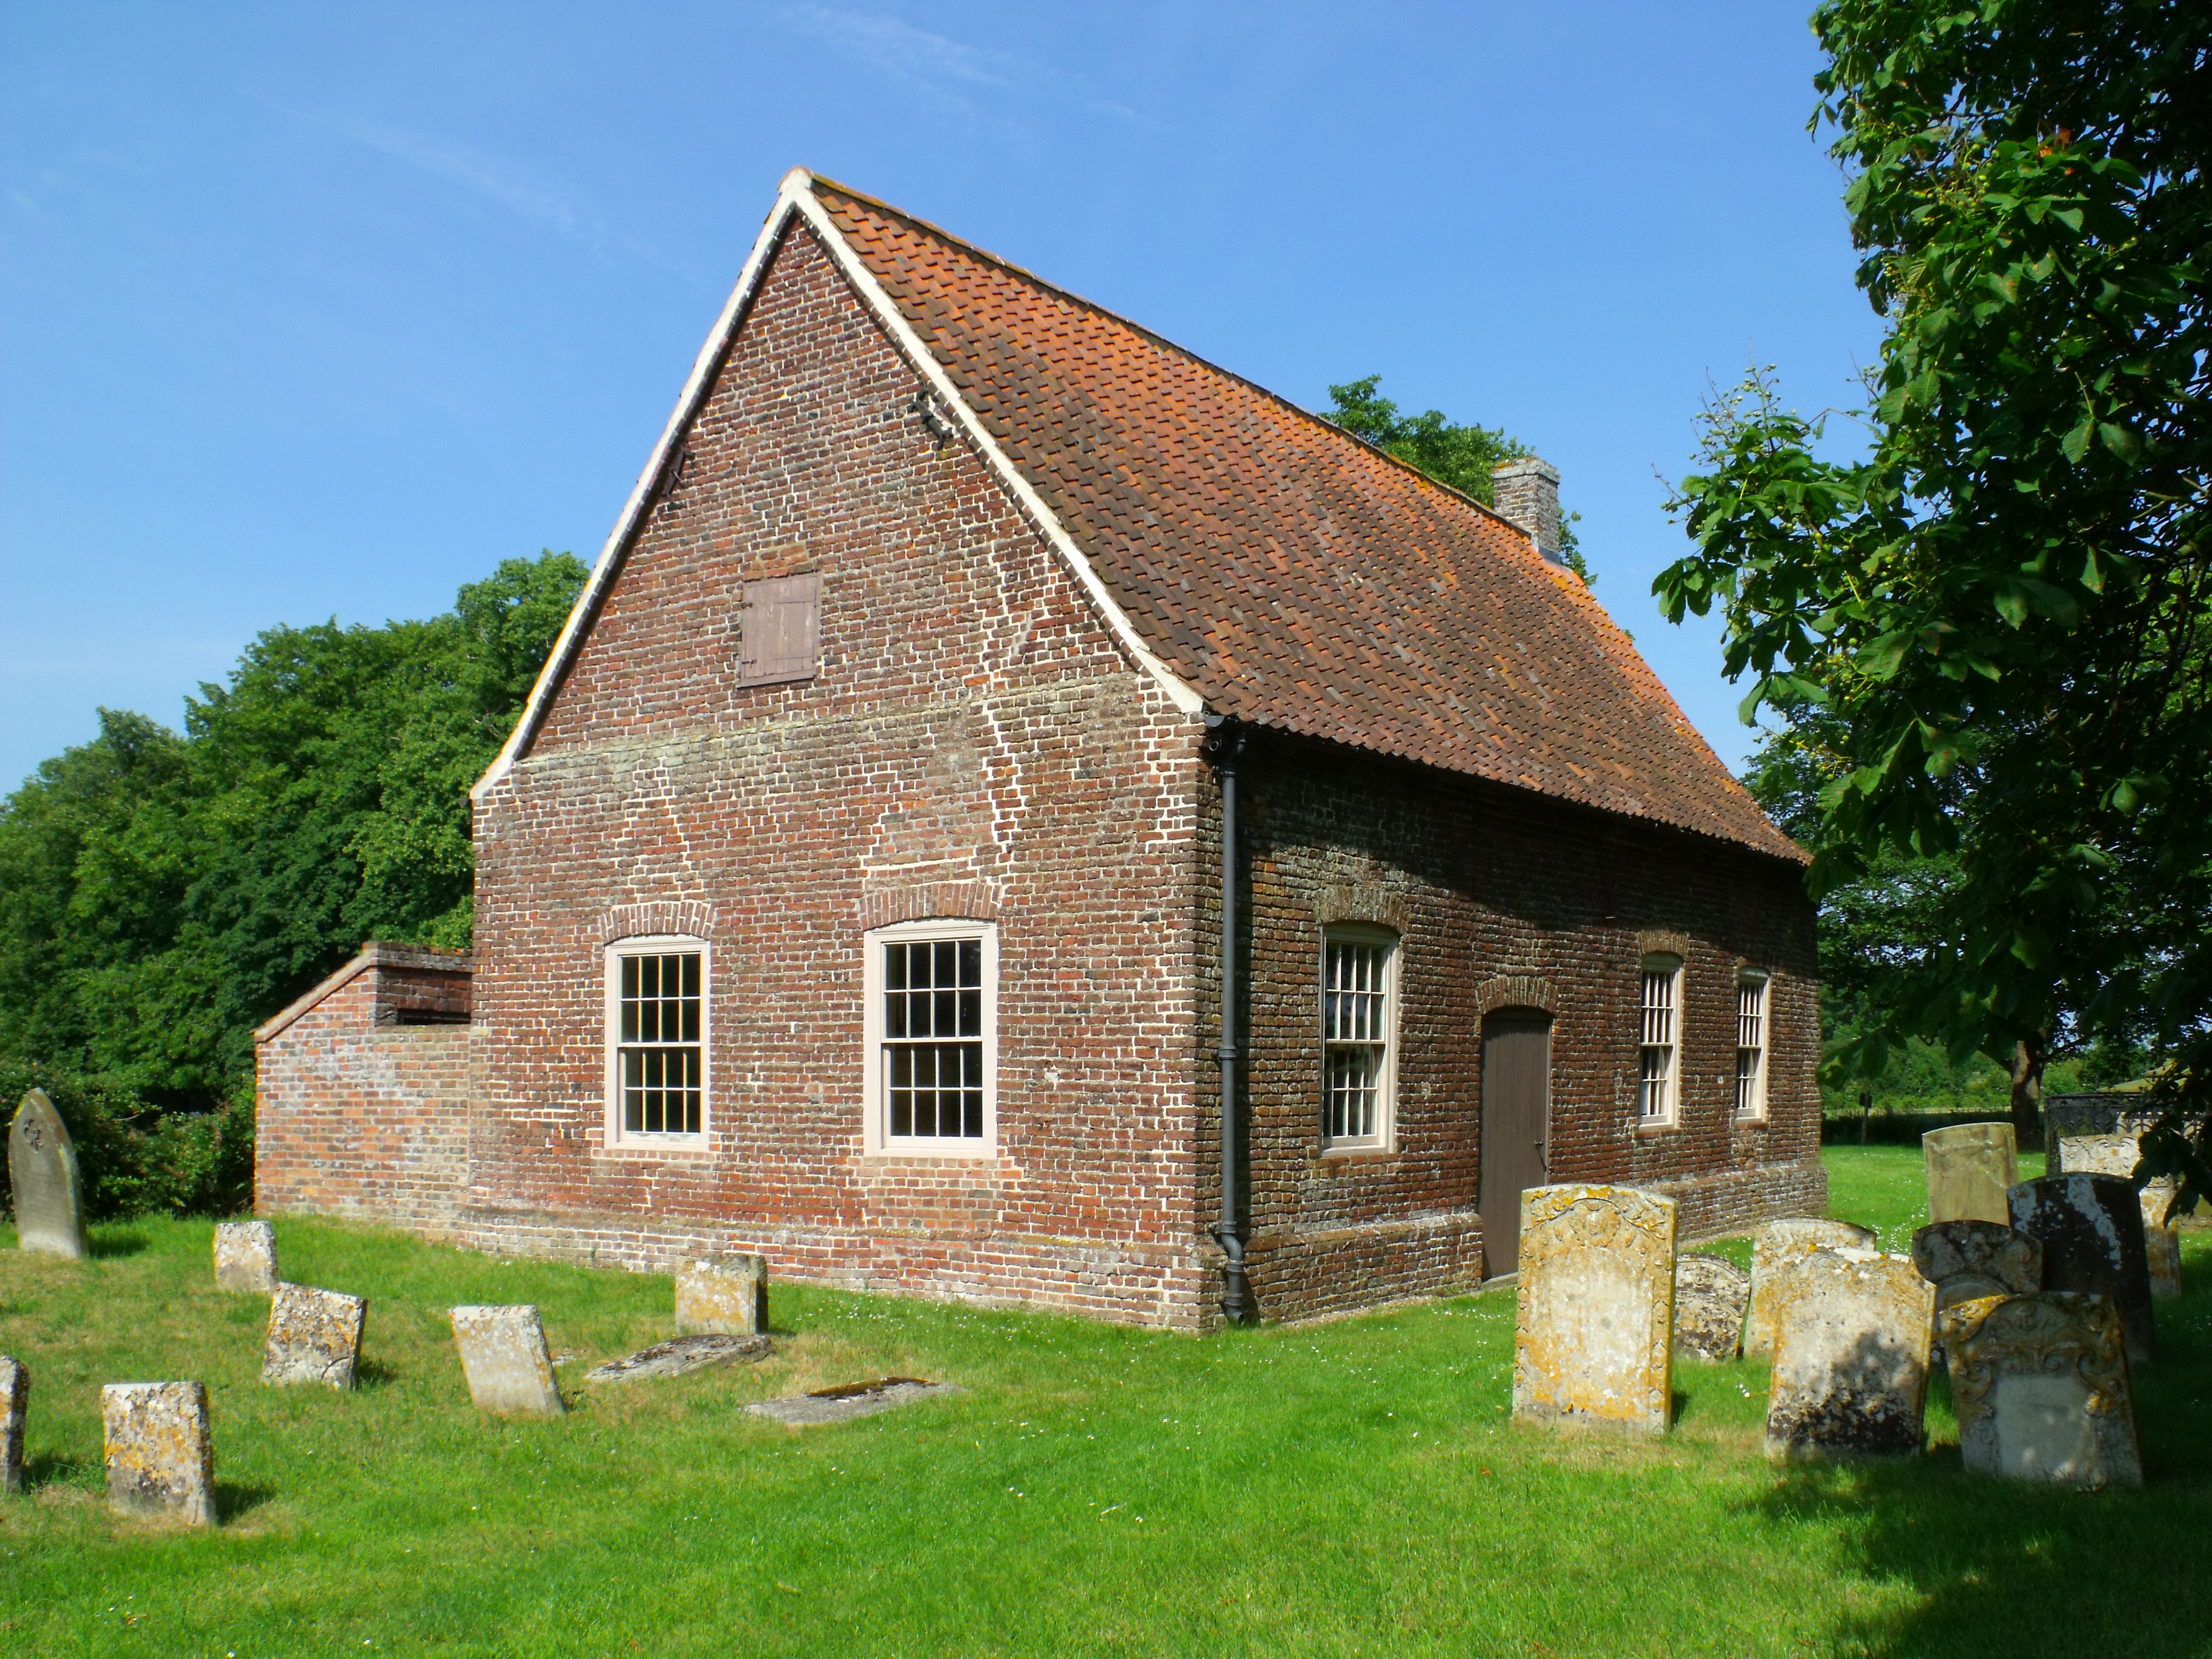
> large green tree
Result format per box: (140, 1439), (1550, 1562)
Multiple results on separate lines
(1656, 1), (2208, 1191)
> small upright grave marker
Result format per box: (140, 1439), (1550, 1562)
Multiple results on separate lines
(1672, 1254), (1751, 1363)
(675, 1254), (769, 1336)
(2008, 1175), (2157, 1367)
(214, 1221), (279, 1294)
(102, 1381), (216, 1526)
(1746, 1219), (1875, 1356)
(1923, 1122), (2017, 1225)
(1940, 1292), (2141, 1489)
(263, 1284), (368, 1389)
(1, 1356), (25, 1495)
(2140, 1191), (2184, 1300)
(8, 1088), (89, 1259)
(450, 1305), (563, 1417)
(1765, 1249), (1936, 1463)
(1510, 1184), (1677, 1435)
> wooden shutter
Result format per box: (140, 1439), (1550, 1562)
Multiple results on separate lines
(739, 573), (820, 685)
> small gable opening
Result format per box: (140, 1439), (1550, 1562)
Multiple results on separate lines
(740, 572), (821, 686)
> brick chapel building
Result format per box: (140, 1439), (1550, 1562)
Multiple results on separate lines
(254, 169), (1823, 1329)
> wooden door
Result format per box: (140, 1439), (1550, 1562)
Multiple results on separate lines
(1479, 1013), (1552, 1278)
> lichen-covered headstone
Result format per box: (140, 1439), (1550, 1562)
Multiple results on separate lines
(8, 1088), (88, 1259)
(675, 1254), (769, 1336)
(450, 1305), (563, 1417)
(1939, 1292), (2142, 1489)
(102, 1381), (215, 1526)
(1510, 1184), (1677, 1435)
(213, 1221), (278, 1294)
(262, 1284), (367, 1389)
(2007, 1175), (2156, 1367)
(1746, 1218), (1877, 1356)
(1911, 1220), (2042, 1324)
(1923, 1122), (2017, 1225)
(2139, 1190), (2184, 1300)
(1765, 1248), (1936, 1463)
(1, 1355), (25, 1495)
(1672, 1254), (1751, 1363)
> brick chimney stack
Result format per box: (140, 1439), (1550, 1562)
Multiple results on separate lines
(1491, 458), (1563, 566)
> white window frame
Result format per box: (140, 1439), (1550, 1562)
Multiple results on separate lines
(863, 919), (999, 1159)
(1735, 970), (1771, 1121)
(603, 934), (711, 1151)
(1637, 954), (1683, 1129)
(1319, 923), (1399, 1152)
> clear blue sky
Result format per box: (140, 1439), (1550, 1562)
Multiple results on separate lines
(1, 1), (1881, 794)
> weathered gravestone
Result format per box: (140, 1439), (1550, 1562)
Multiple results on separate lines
(1, 1355), (25, 1495)
(262, 1284), (367, 1389)
(586, 1333), (770, 1384)
(2007, 1175), (2156, 1367)
(1765, 1248), (1936, 1463)
(8, 1088), (88, 1259)
(1923, 1122), (2017, 1225)
(213, 1221), (278, 1294)
(1672, 1254), (1751, 1363)
(2137, 1191), (2184, 1301)
(102, 1381), (216, 1526)
(450, 1305), (563, 1417)
(675, 1254), (769, 1336)
(1746, 1218), (1877, 1356)
(1911, 1221), (2042, 1326)
(1939, 1292), (2141, 1489)
(1510, 1184), (1677, 1435)
(746, 1378), (964, 1426)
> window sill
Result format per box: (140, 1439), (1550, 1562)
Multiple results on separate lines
(1633, 1121), (1680, 1139)
(1733, 1113), (1771, 1128)
(1318, 1144), (1396, 1163)
(863, 1144), (1001, 1163)
(597, 1136), (714, 1159)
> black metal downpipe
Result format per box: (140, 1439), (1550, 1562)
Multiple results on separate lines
(1206, 719), (1255, 1326)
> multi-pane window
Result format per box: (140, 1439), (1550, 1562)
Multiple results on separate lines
(1735, 973), (1769, 1118)
(612, 945), (705, 1138)
(1323, 931), (1395, 1146)
(1638, 956), (1681, 1125)
(883, 937), (985, 1139)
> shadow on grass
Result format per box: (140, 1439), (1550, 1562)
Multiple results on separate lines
(88, 1229), (147, 1259)
(216, 1483), (278, 1522)
(354, 1357), (401, 1390)
(23, 1452), (95, 1492)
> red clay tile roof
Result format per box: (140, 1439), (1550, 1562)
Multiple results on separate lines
(810, 178), (1801, 863)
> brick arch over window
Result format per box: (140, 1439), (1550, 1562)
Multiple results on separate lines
(600, 900), (722, 945)
(857, 880), (1006, 930)
(1475, 975), (1557, 1016)
(1313, 881), (1408, 934)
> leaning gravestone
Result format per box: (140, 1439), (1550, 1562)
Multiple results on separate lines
(1940, 1292), (2142, 1489)
(8, 1088), (89, 1259)
(2008, 1175), (2156, 1367)
(214, 1221), (278, 1293)
(1923, 1122), (2017, 1225)
(675, 1254), (769, 1336)
(450, 1305), (563, 1417)
(1911, 1221), (2042, 1324)
(102, 1381), (216, 1526)
(1, 1355), (25, 1495)
(1746, 1218), (1877, 1356)
(1672, 1255), (1752, 1363)
(262, 1284), (367, 1389)
(1510, 1184), (1677, 1435)
(1765, 1248), (1936, 1463)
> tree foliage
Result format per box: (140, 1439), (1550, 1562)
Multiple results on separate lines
(1655, 1), (2208, 1188)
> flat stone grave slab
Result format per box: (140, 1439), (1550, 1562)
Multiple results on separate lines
(1924, 1122), (2017, 1225)
(587, 1334), (771, 1383)
(451, 1305), (563, 1417)
(1672, 1254), (1751, 1363)
(676, 1255), (768, 1336)
(2008, 1175), (2156, 1367)
(1940, 1291), (2141, 1490)
(1765, 1248), (1936, 1464)
(214, 1221), (278, 1293)
(746, 1377), (962, 1427)
(9, 1088), (88, 1260)
(102, 1381), (216, 1526)
(263, 1284), (367, 1389)
(1747, 1218), (1876, 1356)
(1511, 1184), (1677, 1435)
(1, 1355), (25, 1495)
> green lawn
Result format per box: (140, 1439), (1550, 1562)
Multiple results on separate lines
(1, 1147), (2204, 1658)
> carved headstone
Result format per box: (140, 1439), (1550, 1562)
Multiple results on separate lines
(1510, 1184), (1677, 1435)
(1, 1355), (25, 1495)
(1765, 1248), (1936, 1463)
(450, 1305), (563, 1417)
(2140, 1190), (2184, 1300)
(1672, 1254), (1751, 1363)
(213, 1221), (278, 1293)
(1746, 1218), (1877, 1356)
(2007, 1175), (2156, 1367)
(262, 1284), (367, 1389)
(8, 1089), (88, 1259)
(1939, 1292), (2142, 1489)
(1923, 1122), (2017, 1225)
(102, 1381), (216, 1526)
(1911, 1221), (2042, 1323)
(675, 1254), (769, 1336)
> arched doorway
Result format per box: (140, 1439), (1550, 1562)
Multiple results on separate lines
(1479, 1010), (1552, 1278)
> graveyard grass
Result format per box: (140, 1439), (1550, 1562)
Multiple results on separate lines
(5, 1146), (2211, 1658)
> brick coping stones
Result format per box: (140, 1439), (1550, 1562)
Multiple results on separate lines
(1940, 1291), (2142, 1489)
(450, 1305), (564, 1417)
(2007, 1175), (2157, 1368)
(102, 1381), (216, 1526)
(1922, 1122), (2017, 1226)
(1, 1356), (25, 1496)
(1764, 1248), (1936, 1464)
(1511, 1184), (1677, 1435)
(586, 1334), (771, 1383)
(9, 1088), (89, 1261)
(215, 1221), (279, 1294)
(1672, 1254), (1751, 1364)
(675, 1255), (769, 1337)
(746, 1378), (962, 1426)
(263, 1284), (368, 1389)
(1746, 1219), (1877, 1357)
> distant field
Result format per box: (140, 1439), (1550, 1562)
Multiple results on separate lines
(0, 1147), (2203, 1658)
